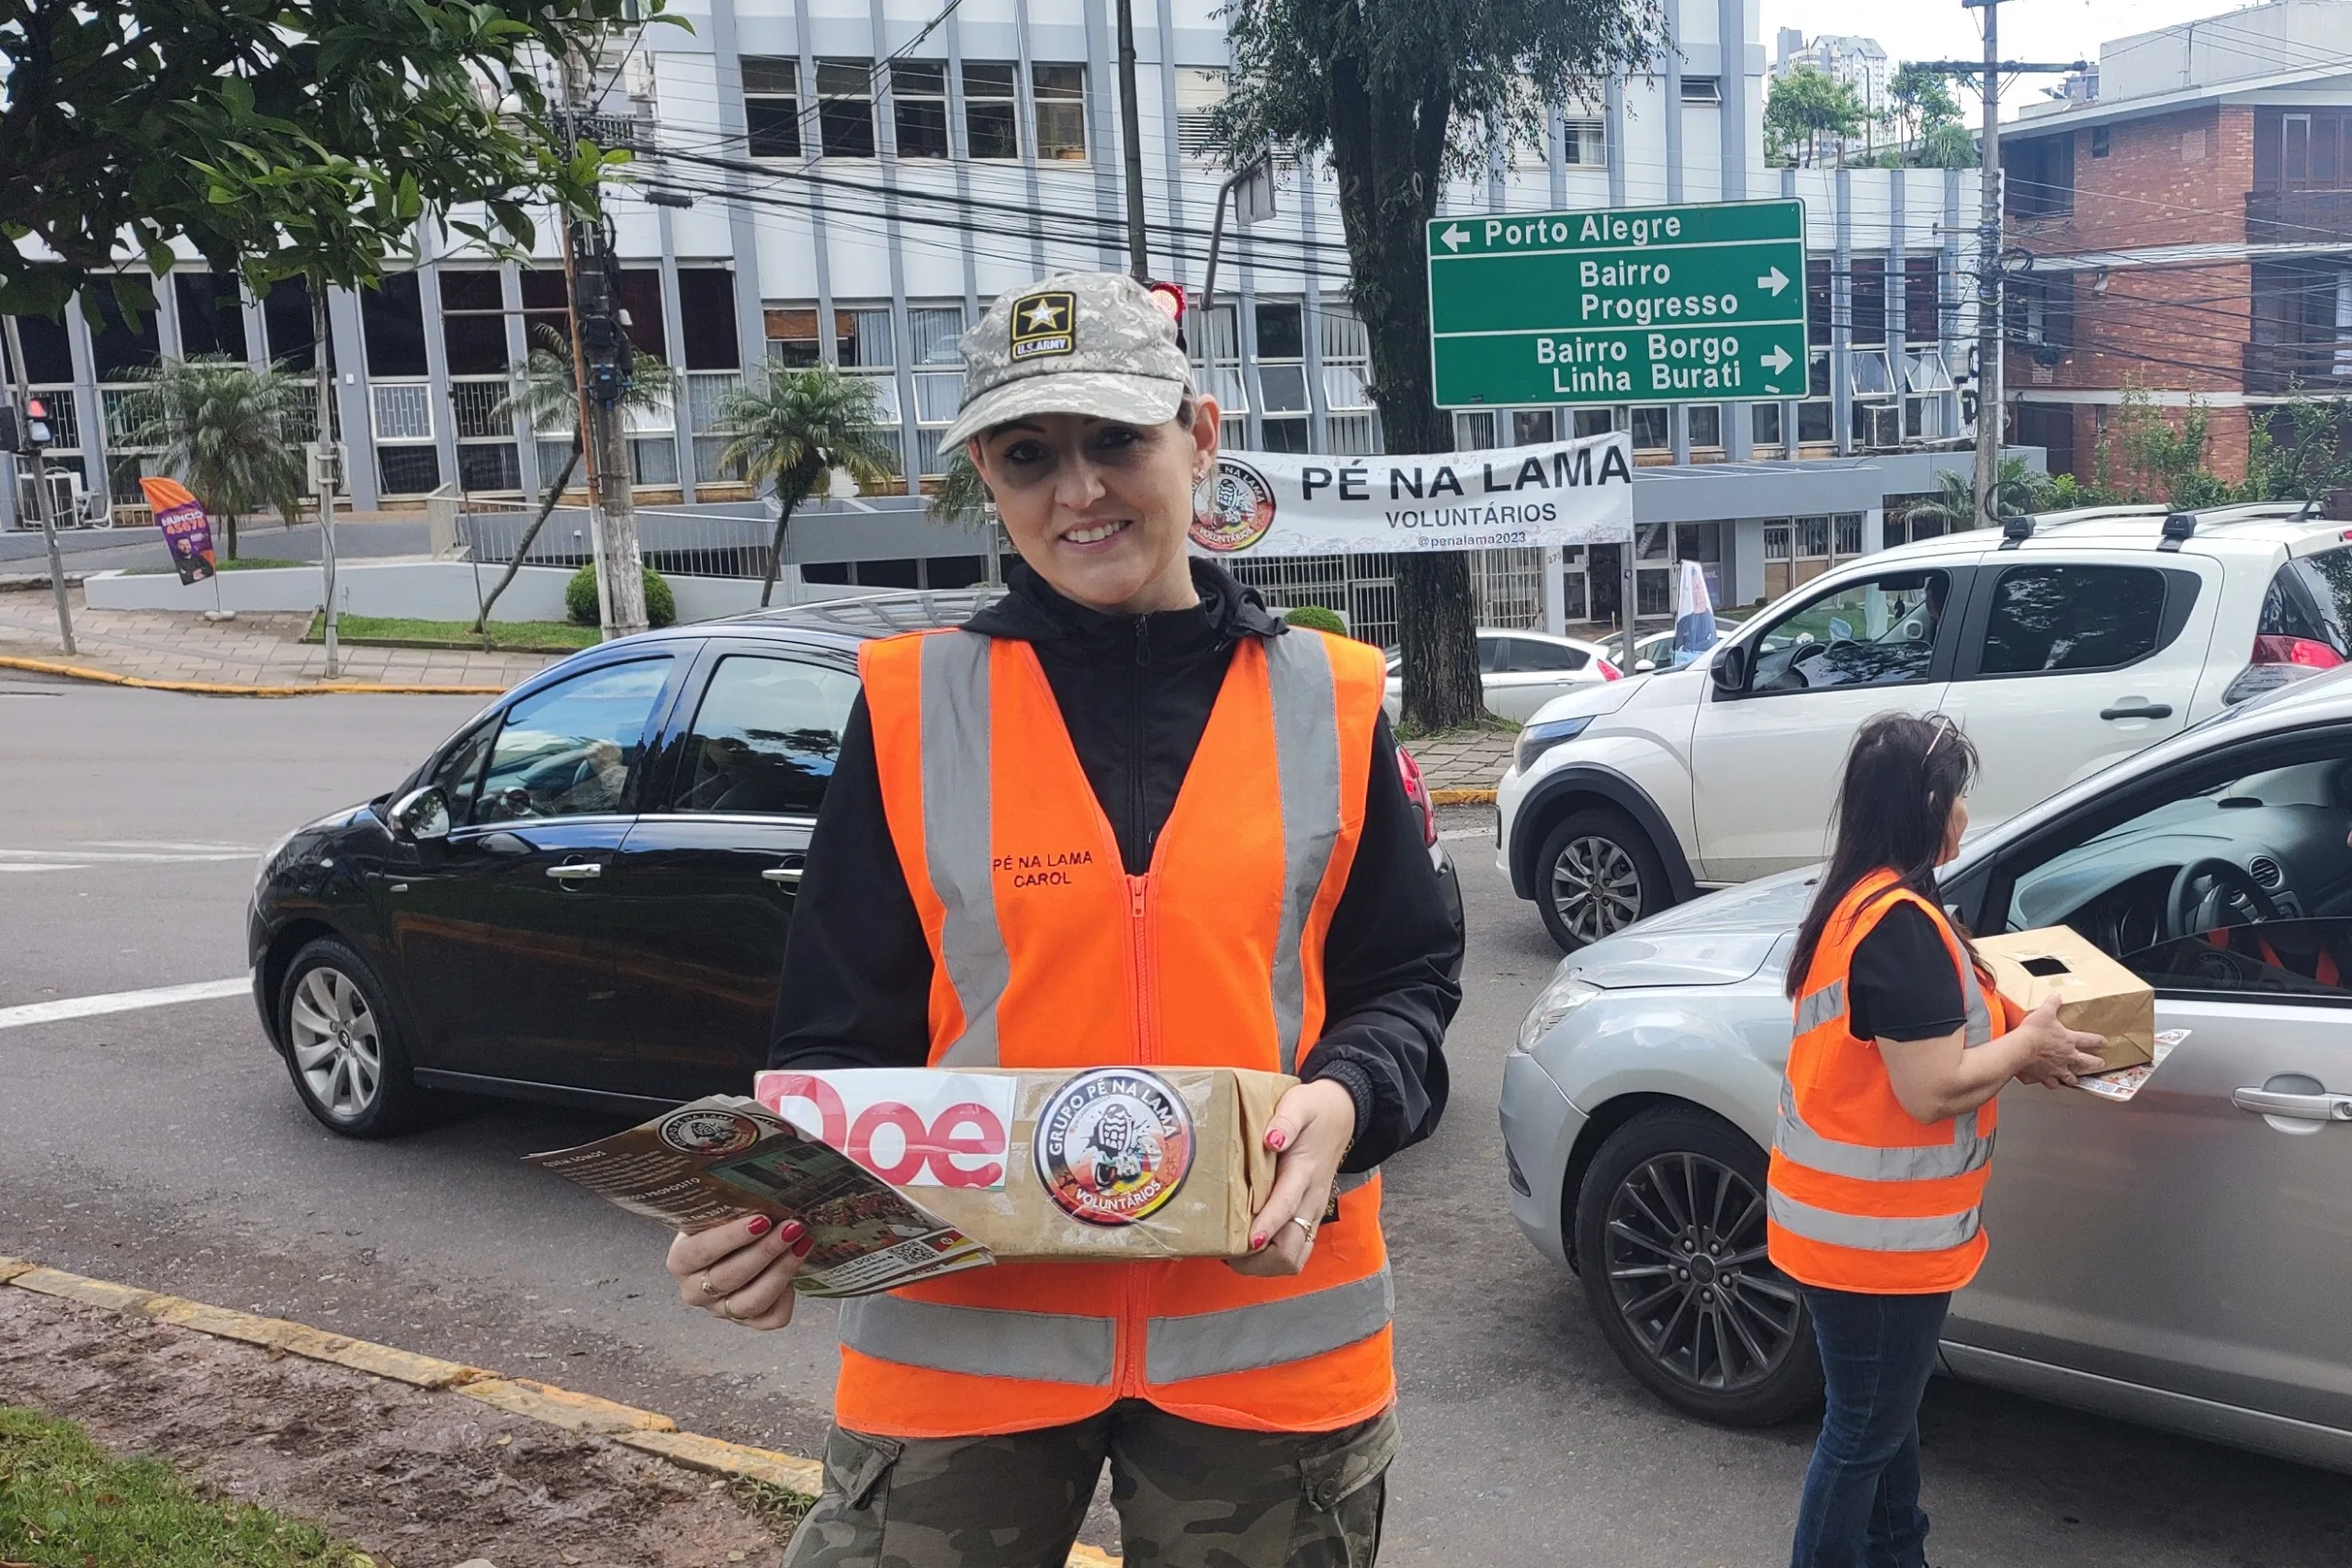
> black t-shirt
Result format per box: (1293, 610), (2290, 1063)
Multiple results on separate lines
(1849, 902), (1968, 1043)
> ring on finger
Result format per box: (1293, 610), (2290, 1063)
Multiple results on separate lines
(1289, 1214), (1317, 1240)
(697, 1271), (722, 1300)
(715, 1296), (740, 1320)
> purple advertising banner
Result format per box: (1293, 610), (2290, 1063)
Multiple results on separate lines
(139, 476), (218, 585)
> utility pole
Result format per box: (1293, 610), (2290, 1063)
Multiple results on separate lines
(3, 316), (74, 655)
(1114, 0), (1149, 280)
(559, 51), (649, 640)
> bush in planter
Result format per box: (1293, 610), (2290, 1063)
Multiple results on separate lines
(1282, 604), (1349, 637)
(566, 563), (676, 628)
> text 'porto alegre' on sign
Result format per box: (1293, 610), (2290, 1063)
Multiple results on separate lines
(1425, 198), (1808, 409)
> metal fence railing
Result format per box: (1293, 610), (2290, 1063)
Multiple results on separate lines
(458, 505), (777, 581)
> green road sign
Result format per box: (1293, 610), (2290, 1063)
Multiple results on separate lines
(1426, 198), (1808, 409)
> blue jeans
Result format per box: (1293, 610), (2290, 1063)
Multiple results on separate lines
(1788, 1286), (1952, 1568)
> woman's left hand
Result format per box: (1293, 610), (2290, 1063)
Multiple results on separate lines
(1230, 1077), (1358, 1277)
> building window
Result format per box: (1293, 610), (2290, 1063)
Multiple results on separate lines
(173, 273), (248, 361)
(1573, 407), (1617, 438)
(743, 57), (803, 159)
(1033, 64), (1087, 162)
(1834, 513), (1863, 557)
(1687, 405), (1722, 449)
(1849, 258), (1885, 345)
(837, 306), (902, 478)
(438, 269), (507, 376)
(1319, 302), (1378, 455)
(360, 272), (428, 378)
(1797, 350), (1833, 444)
(1630, 406), (1670, 451)
(1805, 257), (1833, 349)
(1753, 402), (1783, 449)
(1563, 119), (1606, 166)
(817, 60), (876, 159)
(1679, 75), (1722, 105)
(2092, 125), (2110, 158)
(1514, 409), (1556, 445)
(1254, 300), (1308, 452)
(1456, 411), (1499, 451)
(1175, 69), (1227, 162)
(442, 270), (520, 493)
(1904, 254), (1940, 342)
(891, 62), (949, 158)
(2005, 135), (2073, 218)
(963, 62), (1021, 159)
(1198, 303), (1247, 449)
(910, 305), (964, 476)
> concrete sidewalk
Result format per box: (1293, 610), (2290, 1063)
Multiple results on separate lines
(1406, 725), (1514, 796)
(0, 588), (556, 693)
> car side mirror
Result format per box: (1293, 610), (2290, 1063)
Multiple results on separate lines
(1634, 658), (1657, 674)
(1709, 644), (1748, 694)
(390, 785), (451, 841)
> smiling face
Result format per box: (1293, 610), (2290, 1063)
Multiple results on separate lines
(967, 398), (1220, 615)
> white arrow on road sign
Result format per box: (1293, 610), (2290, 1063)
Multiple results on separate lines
(1439, 224), (1471, 253)
(1757, 266), (1790, 296)
(1760, 344), (1793, 375)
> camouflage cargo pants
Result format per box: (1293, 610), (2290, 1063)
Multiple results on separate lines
(781, 1399), (1397, 1568)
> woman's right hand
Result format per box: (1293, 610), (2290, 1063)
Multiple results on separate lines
(666, 1213), (812, 1331)
(2009, 995), (2109, 1087)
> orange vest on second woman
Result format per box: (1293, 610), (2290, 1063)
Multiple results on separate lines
(839, 625), (1394, 1438)
(1767, 870), (2005, 1294)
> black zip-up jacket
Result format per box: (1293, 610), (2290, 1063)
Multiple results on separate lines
(768, 559), (1459, 1171)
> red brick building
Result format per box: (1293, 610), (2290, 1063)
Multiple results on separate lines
(1996, 3), (2352, 484)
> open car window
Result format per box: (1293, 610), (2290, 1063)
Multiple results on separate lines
(1749, 570), (1948, 692)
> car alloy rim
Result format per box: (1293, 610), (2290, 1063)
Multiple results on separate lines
(288, 966), (382, 1122)
(1551, 835), (1643, 944)
(1602, 1151), (1802, 1395)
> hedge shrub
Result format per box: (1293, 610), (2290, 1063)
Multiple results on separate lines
(566, 562), (676, 629)
(1282, 604), (1349, 636)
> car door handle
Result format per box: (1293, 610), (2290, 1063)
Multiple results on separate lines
(2232, 1087), (2352, 1121)
(761, 863), (805, 885)
(545, 863), (603, 882)
(2099, 702), (2174, 721)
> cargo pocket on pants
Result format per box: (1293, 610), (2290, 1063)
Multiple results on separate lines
(1295, 1409), (1400, 1568)
(780, 1427), (905, 1568)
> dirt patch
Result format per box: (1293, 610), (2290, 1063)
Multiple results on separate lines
(0, 1290), (789, 1568)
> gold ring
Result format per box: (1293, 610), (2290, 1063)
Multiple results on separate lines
(716, 1297), (739, 1320)
(1290, 1215), (1316, 1237)
(698, 1271), (722, 1300)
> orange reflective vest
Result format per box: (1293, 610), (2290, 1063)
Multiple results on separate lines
(1767, 871), (2003, 1294)
(841, 625), (1395, 1438)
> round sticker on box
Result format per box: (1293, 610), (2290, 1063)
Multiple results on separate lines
(657, 1106), (763, 1156)
(1034, 1067), (1194, 1226)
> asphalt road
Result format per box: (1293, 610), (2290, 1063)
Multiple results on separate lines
(4, 682), (2350, 1565)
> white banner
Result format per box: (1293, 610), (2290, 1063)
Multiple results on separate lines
(1189, 431), (1634, 558)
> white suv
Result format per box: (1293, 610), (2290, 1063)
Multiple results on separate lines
(1497, 502), (2352, 950)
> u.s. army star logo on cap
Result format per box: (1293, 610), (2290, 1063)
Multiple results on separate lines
(1009, 289), (1076, 360)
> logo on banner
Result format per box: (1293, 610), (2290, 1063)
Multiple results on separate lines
(657, 1106), (763, 1156)
(1191, 456), (1276, 552)
(1035, 1067), (1194, 1226)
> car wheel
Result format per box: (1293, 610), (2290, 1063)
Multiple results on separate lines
(1536, 807), (1668, 953)
(278, 937), (424, 1138)
(1574, 1107), (1821, 1427)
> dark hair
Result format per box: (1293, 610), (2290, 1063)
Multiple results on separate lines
(1785, 712), (1980, 998)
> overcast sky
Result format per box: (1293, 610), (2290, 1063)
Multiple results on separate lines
(1754, 0), (2270, 118)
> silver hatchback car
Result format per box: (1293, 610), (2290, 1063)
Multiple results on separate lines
(1500, 667), (2352, 1472)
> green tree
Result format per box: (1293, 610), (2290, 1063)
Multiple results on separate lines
(2, 0), (669, 319)
(118, 355), (309, 560)
(1216, 0), (1663, 729)
(1764, 64), (1867, 168)
(468, 325), (676, 631)
(720, 367), (901, 607)
(927, 451), (995, 529)
(1885, 63), (1961, 150)
(2241, 390), (2352, 505)
(1902, 457), (2052, 532)
(1915, 121), (1981, 169)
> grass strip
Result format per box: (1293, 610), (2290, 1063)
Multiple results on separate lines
(301, 612), (596, 653)
(124, 557), (306, 576)
(0, 1405), (366, 1568)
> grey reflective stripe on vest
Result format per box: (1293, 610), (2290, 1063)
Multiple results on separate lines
(1146, 1269), (1394, 1384)
(1774, 1080), (1993, 1183)
(1960, 962), (1993, 1048)
(1265, 634), (1345, 1074)
(1767, 1189), (1983, 1254)
(837, 1293), (1116, 1386)
(920, 632), (1009, 1066)
(1794, 978), (1846, 1035)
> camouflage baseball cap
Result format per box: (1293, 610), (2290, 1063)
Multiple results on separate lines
(940, 271), (1194, 449)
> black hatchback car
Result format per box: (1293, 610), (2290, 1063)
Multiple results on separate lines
(250, 592), (1462, 1137)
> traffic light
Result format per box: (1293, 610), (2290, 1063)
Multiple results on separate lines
(22, 398), (51, 450)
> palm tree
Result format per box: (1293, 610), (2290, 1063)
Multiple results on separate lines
(471, 324), (675, 630)
(119, 355), (309, 560)
(928, 449), (993, 526)
(1903, 457), (2052, 534)
(719, 366), (899, 606)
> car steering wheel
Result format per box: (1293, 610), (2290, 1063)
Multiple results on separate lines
(2165, 857), (2283, 940)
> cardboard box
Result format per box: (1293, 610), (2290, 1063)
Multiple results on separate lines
(1975, 926), (2155, 1071)
(752, 1066), (1293, 1260)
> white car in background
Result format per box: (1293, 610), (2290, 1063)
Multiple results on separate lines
(1385, 628), (1621, 723)
(1608, 625), (1728, 675)
(1497, 502), (2352, 951)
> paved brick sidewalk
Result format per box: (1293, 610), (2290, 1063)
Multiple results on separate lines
(1404, 726), (1515, 795)
(0, 588), (559, 692)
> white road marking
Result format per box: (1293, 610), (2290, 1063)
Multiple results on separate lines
(0, 863), (87, 874)
(0, 976), (252, 1031)
(0, 844), (256, 865)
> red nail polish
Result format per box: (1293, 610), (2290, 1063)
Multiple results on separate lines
(1267, 1129), (1287, 1152)
(791, 1233), (815, 1258)
(746, 1216), (773, 1238)
(1250, 1232), (1267, 1250)
(778, 1219), (807, 1245)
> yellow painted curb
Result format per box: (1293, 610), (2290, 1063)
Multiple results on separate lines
(1430, 787), (1498, 806)
(0, 1255), (1126, 1564)
(0, 654), (507, 698)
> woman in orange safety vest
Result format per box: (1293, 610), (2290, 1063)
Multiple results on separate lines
(1770, 713), (2105, 1568)
(662, 271), (1461, 1567)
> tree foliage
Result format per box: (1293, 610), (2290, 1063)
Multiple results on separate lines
(1764, 64), (1867, 167)
(118, 355), (311, 559)
(2070, 389), (2352, 510)
(720, 367), (901, 607)
(1884, 63), (1961, 148)
(0, 0), (670, 316)
(928, 451), (995, 529)
(1916, 122), (1980, 169)
(1902, 458), (2054, 533)
(1214, 0), (1662, 728)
